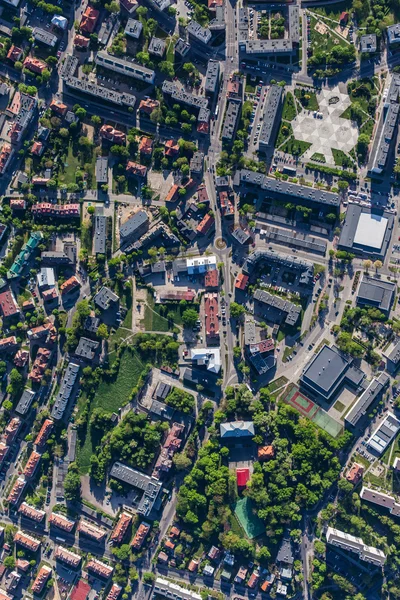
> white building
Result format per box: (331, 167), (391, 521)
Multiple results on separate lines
(367, 412), (400, 455)
(191, 348), (221, 373)
(326, 527), (386, 567)
(360, 486), (400, 517)
(154, 578), (202, 600)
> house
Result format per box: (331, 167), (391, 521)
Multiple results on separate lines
(23, 56), (47, 75)
(0, 336), (17, 353)
(254, 442), (274, 461)
(14, 349), (29, 368)
(165, 139), (179, 157)
(74, 34), (90, 48)
(208, 546), (220, 561)
(100, 125), (126, 145)
(188, 559), (199, 572)
(31, 141), (44, 157)
(0, 289), (19, 319)
(50, 99), (68, 116)
(111, 512), (132, 545)
(170, 526), (180, 538)
(126, 161), (147, 178)
(158, 551), (169, 563)
(248, 571), (259, 589)
(339, 11), (349, 25)
(7, 45), (22, 62)
(80, 6), (99, 33)
(60, 276), (80, 294)
(196, 214), (214, 235)
(346, 462), (364, 485)
(235, 273), (249, 290)
(234, 566), (247, 584)
(139, 137), (154, 155)
(139, 98), (159, 115)
(34, 419), (54, 446)
(203, 565), (214, 577)
(94, 286), (119, 311)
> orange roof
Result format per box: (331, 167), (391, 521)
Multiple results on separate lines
(14, 531), (41, 552)
(208, 0), (223, 7)
(7, 45), (22, 62)
(35, 418), (53, 446)
(139, 137), (153, 155)
(24, 450), (41, 478)
(205, 269), (218, 288)
(165, 539), (175, 550)
(7, 477), (25, 504)
(31, 141), (43, 156)
(86, 559), (113, 578)
(80, 6), (99, 33)
(49, 512), (75, 532)
(110, 512), (132, 544)
(100, 124), (126, 145)
(165, 184), (180, 202)
(74, 35), (90, 47)
(55, 546), (81, 567)
(170, 526), (180, 537)
(60, 276), (80, 294)
(71, 580), (91, 600)
(19, 502), (45, 522)
(23, 56), (47, 74)
(196, 213), (214, 234)
(197, 121), (209, 134)
(31, 565), (52, 594)
(126, 161), (147, 177)
(188, 559), (199, 572)
(235, 273), (249, 290)
(131, 522), (150, 550)
(258, 445), (274, 460)
(165, 139), (179, 157)
(78, 519), (107, 541)
(139, 98), (159, 114)
(50, 99), (68, 115)
(346, 462), (364, 485)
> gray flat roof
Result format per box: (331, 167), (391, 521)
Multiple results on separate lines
(357, 275), (395, 313)
(94, 214), (107, 255)
(15, 389), (36, 416)
(345, 373), (389, 427)
(110, 462), (162, 518)
(259, 85), (282, 148)
(301, 345), (350, 398)
(205, 60), (220, 94)
(222, 100), (241, 142)
(51, 363), (80, 420)
(96, 156), (108, 184)
(338, 204), (394, 258)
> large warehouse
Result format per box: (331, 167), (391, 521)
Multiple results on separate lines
(338, 204), (394, 259)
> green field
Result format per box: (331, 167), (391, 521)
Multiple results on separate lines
(234, 498), (265, 539)
(294, 88), (319, 111)
(76, 350), (145, 473)
(143, 292), (197, 332)
(282, 92), (297, 121)
(280, 137), (312, 157)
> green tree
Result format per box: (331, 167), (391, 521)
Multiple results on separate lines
(182, 308), (199, 327)
(230, 302), (245, 318)
(64, 463), (81, 501)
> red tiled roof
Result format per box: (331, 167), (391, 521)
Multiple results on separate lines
(34, 419), (54, 447)
(196, 213), (214, 234)
(71, 580), (91, 600)
(100, 124), (126, 145)
(205, 269), (218, 289)
(74, 35), (90, 48)
(50, 99), (68, 115)
(165, 184), (180, 202)
(7, 45), (22, 62)
(80, 6), (99, 33)
(204, 292), (219, 342)
(110, 512), (132, 544)
(235, 273), (249, 290)
(346, 462), (364, 485)
(131, 522), (150, 549)
(0, 289), (19, 318)
(126, 161), (147, 177)
(237, 468), (250, 487)
(139, 98), (159, 114)
(60, 276), (80, 294)
(139, 137), (153, 155)
(23, 56), (47, 74)
(165, 139), (179, 157)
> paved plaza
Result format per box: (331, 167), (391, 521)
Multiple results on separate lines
(291, 86), (359, 164)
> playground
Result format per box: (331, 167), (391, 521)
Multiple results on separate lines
(282, 385), (343, 438)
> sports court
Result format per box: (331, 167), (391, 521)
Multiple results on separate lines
(234, 497), (265, 539)
(282, 385), (342, 438)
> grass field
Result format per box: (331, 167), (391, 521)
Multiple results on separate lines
(280, 136), (312, 157)
(294, 88), (319, 111)
(312, 0), (353, 21)
(311, 152), (326, 163)
(332, 148), (355, 168)
(143, 292), (197, 332)
(276, 121), (293, 147)
(76, 350), (145, 474)
(310, 16), (346, 53)
(234, 498), (265, 539)
(282, 92), (297, 121)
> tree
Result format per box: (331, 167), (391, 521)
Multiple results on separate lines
(91, 115), (102, 127)
(3, 557), (15, 569)
(75, 107), (87, 120)
(64, 463), (81, 501)
(182, 308), (199, 327)
(230, 302), (245, 318)
(363, 259), (372, 272)
(7, 368), (23, 397)
(142, 572), (155, 584)
(173, 452), (192, 471)
(337, 180), (349, 191)
(233, 346), (242, 359)
(97, 323), (109, 339)
(112, 544), (131, 561)
(374, 260), (383, 272)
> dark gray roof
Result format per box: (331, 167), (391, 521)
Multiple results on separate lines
(51, 362), (80, 420)
(124, 18), (143, 39)
(110, 462), (163, 518)
(387, 23), (400, 45)
(33, 27), (57, 47)
(387, 340), (400, 365)
(301, 345), (350, 400)
(249, 352), (276, 375)
(84, 315), (100, 334)
(148, 37), (166, 57)
(94, 214), (107, 255)
(277, 537), (294, 566)
(360, 34), (377, 53)
(254, 289), (301, 326)
(75, 337), (100, 361)
(95, 157), (108, 184)
(243, 249), (313, 281)
(150, 399), (175, 420)
(235, 169), (340, 207)
(357, 275), (395, 313)
(96, 51), (155, 84)
(94, 286), (119, 311)
(154, 381), (171, 400)
(232, 228), (251, 245)
(345, 373), (390, 427)
(222, 100), (241, 142)
(190, 151), (204, 174)
(259, 85), (283, 149)
(15, 389), (36, 416)
(187, 20), (212, 44)
(162, 81), (209, 110)
(174, 38), (191, 56)
(120, 210), (149, 243)
(264, 226), (327, 255)
(205, 60), (220, 94)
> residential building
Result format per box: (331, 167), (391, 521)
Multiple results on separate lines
(96, 157), (108, 184)
(360, 34), (377, 53)
(100, 124), (126, 144)
(368, 75), (400, 176)
(74, 34), (90, 48)
(120, 0), (138, 13)
(37, 267), (55, 290)
(124, 18), (142, 38)
(253, 289), (301, 326)
(361, 487), (400, 517)
(190, 151), (204, 175)
(154, 578), (202, 600)
(367, 412), (400, 455)
(34, 419), (54, 446)
(60, 276), (80, 294)
(86, 559), (113, 578)
(110, 512), (132, 544)
(205, 60), (220, 95)
(139, 98), (160, 115)
(15, 389), (36, 417)
(205, 268), (219, 289)
(148, 37), (166, 57)
(94, 214), (107, 254)
(75, 337), (100, 361)
(55, 546), (82, 568)
(31, 565), (52, 594)
(80, 6), (99, 33)
(78, 520), (107, 541)
(120, 210), (149, 245)
(196, 213), (214, 235)
(49, 512), (76, 532)
(32, 203), (80, 218)
(93, 286), (119, 311)
(191, 348), (221, 373)
(24, 451), (41, 478)
(187, 20), (212, 44)
(175, 38), (191, 57)
(387, 23), (400, 45)
(204, 292), (219, 344)
(235, 273), (249, 290)
(18, 503), (45, 522)
(126, 161), (147, 178)
(237, 468), (250, 488)
(258, 85), (283, 150)
(7, 92), (37, 144)
(23, 56), (47, 75)
(346, 463), (364, 485)
(96, 51), (155, 84)
(7, 477), (26, 505)
(51, 362), (80, 420)
(222, 100), (241, 142)
(258, 445), (274, 460)
(139, 137), (153, 155)
(0, 289), (19, 318)
(162, 81), (209, 112)
(14, 531), (41, 552)
(326, 527), (386, 567)
(4, 417), (21, 445)
(0, 143), (13, 176)
(33, 27), (57, 46)
(0, 336), (17, 354)
(106, 584), (122, 600)
(7, 45), (22, 62)
(153, 423), (184, 479)
(131, 522), (150, 549)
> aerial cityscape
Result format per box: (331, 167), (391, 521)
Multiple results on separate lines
(0, 0), (400, 598)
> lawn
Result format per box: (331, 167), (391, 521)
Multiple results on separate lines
(332, 148), (355, 168)
(143, 291), (197, 332)
(312, 1), (353, 22)
(76, 350), (145, 474)
(294, 88), (319, 111)
(311, 152), (326, 163)
(60, 144), (81, 186)
(276, 121), (293, 147)
(267, 376), (289, 393)
(282, 92), (297, 121)
(310, 16), (346, 53)
(280, 136), (312, 157)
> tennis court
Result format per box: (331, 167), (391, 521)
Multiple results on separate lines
(234, 497), (265, 539)
(282, 385), (342, 438)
